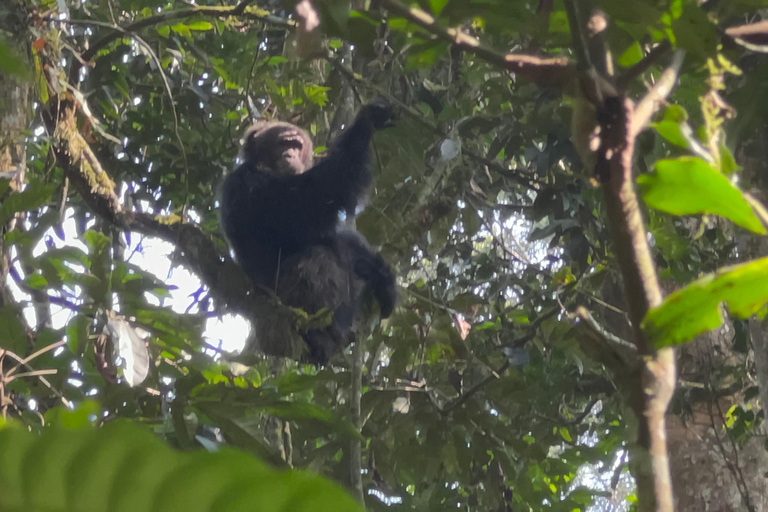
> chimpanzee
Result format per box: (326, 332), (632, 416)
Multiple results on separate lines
(219, 99), (396, 364)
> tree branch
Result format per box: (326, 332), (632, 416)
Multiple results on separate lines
(595, 88), (675, 512)
(438, 360), (510, 415)
(555, 3), (676, 506)
(725, 20), (768, 49)
(617, 41), (671, 89)
(79, 5), (292, 63)
(631, 50), (685, 136)
(1, 348), (71, 407)
(375, 0), (573, 88)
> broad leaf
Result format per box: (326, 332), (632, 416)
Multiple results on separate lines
(652, 120), (689, 148)
(0, 182), (56, 226)
(104, 318), (150, 387)
(644, 257), (768, 347)
(638, 157), (765, 234)
(0, 421), (362, 512)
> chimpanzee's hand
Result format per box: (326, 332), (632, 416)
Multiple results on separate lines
(360, 96), (396, 130)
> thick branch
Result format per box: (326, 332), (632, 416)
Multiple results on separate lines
(596, 97), (659, 348)
(750, 317), (768, 437)
(375, 0), (573, 88)
(596, 94), (674, 512)
(563, 2), (677, 506)
(129, 214), (255, 311)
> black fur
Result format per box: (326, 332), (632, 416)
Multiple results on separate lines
(220, 100), (396, 364)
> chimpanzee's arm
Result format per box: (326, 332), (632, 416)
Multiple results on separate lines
(247, 100), (393, 243)
(337, 230), (397, 318)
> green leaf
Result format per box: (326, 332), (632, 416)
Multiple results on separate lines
(0, 182), (56, 226)
(652, 120), (689, 148)
(0, 428), (35, 508)
(0, 421), (363, 512)
(548, 10), (569, 34)
(271, 372), (324, 395)
(263, 402), (360, 438)
(644, 257), (768, 347)
(429, 0), (449, 15)
(84, 230), (111, 253)
(617, 42), (643, 68)
(171, 23), (193, 40)
(719, 142), (741, 175)
(23, 273), (48, 290)
(638, 157), (766, 234)
(663, 105), (688, 123)
(303, 84), (330, 107)
(186, 21), (213, 31)
(66, 314), (91, 355)
(45, 400), (100, 429)
(34, 52), (48, 103)
(267, 56), (288, 66)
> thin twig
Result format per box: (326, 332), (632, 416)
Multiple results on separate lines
(705, 385), (753, 510)
(438, 361), (510, 415)
(569, 306), (636, 352)
(5, 369), (58, 383)
(4, 340), (67, 378)
(2, 349), (71, 407)
(631, 49), (685, 135)
(570, 398), (600, 425)
(349, 340), (364, 502)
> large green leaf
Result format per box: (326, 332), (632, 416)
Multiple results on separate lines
(643, 257), (768, 348)
(0, 422), (362, 512)
(638, 157), (765, 234)
(0, 182), (56, 226)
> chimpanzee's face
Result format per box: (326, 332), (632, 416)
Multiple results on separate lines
(242, 121), (314, 175)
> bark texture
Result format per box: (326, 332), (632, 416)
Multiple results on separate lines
(668, 327), (768, 511)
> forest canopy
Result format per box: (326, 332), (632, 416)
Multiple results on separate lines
(2, 0), (768, 510)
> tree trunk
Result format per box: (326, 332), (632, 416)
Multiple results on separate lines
(0, 8), (33, 317)
(668, 327), (768, 511)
